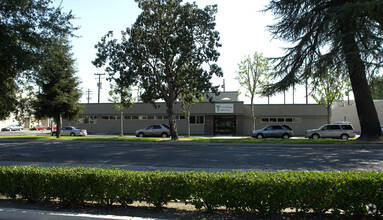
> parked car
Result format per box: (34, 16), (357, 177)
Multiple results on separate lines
(136, 124), (170, 137)
(1, 125), (24, 131)
(47, 125), (57, 130)
(252, 125), (294, 139)
(305, 123), (355, 140)
(30, 125), (47, 130)
(51, 126), (87, 136)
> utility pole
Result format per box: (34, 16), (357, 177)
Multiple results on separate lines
(94, 73), (105, 103)
(221, 79), (225, 92)
(85, 89), (92, 103)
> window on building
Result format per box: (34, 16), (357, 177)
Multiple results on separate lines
(124, 116), (131, 120)
(132, 116), (139, 120)
(147, 116), (154, 120)
(139, 116), (147, 120)
(190, 116), (204, 124)
(261, 117), (301, 123)
(83, 116), (97, 124)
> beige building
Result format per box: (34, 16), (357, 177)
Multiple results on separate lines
(332, 100), (383, 133)
(64, 92), (328, 136)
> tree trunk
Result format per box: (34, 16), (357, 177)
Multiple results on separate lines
(250, 94), (255, 131)
(186, 108), (191, 138)
(167, 102), (178, 141)
(341, 30), (382, 140)
(327, 105), (331, 124)
(120, 110), (123, 137)
(55, 115), (62, 138)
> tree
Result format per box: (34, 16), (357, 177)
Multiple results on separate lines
(311, 65), (349, 124)
(108, 82), (134, 137)
(179, 89), (204, 138)
(370, 75), (383, 99)
(236, 52), (270, 131)
(0, 0), (76, 120)
(33, 38), (83, 138)
(93, 0), (222, 140)
(265, 0), (383, 140)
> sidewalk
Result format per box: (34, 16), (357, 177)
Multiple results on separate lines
(0, 208), (162, 220)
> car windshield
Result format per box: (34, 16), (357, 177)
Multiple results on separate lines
(318, 125), (327, 130)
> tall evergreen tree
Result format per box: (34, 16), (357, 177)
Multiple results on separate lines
(94, 0), (222, 140)
(33, 38), (83, 138)
(265, 0), (383, 140)
(0, 0), (76, 119)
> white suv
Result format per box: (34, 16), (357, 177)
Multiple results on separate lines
(305, 123), (355, 140)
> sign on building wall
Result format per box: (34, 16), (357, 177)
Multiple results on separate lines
(215, 104), (234, 113)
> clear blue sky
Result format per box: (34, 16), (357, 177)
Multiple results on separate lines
(57, 0), (315, 104)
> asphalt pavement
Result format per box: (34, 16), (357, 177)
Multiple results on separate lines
(1, 134), (382, 219)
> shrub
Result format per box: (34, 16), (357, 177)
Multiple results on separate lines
(0, 166), (382, 217)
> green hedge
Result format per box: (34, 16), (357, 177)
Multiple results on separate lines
(0, 166), (382, 217)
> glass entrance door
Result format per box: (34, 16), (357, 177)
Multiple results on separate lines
(214, 116), (236, 135)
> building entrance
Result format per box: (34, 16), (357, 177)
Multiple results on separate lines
(214, 115), (236, 135)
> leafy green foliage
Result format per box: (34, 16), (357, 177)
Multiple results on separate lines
(108, 82), (135, 136)
(1, 166), (383, 217)
(33, 38), (83, 138)
(0, 0), (76, 120)
(265, 0), (383, 140)
(370, 75), (383, 99)
(93, 0), (222, 140)
(236, 52), (270, 130)
(311, 65), (351, 123)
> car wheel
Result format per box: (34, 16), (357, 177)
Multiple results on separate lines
(70, 132), (76, 136)
(138, 133), (144, 137)
(161, 133), (168, 138)
(312, 134), (320, 139)
(282, 134), (290, 139)
(341, 134), (349, 140)
(51, 132), (56, 136)
(256, 134), (264, 139)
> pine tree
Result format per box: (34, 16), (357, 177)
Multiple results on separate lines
(265, 0), (383, 140)
(0, 0), (76, 119)
(33, 38), (83, 138)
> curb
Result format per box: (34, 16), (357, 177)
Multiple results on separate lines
(0, 208), (162, 220)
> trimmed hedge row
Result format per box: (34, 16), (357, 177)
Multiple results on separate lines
(0, 166), (382, 216)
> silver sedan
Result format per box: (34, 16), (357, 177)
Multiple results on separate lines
(51, 126), (87, 136)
